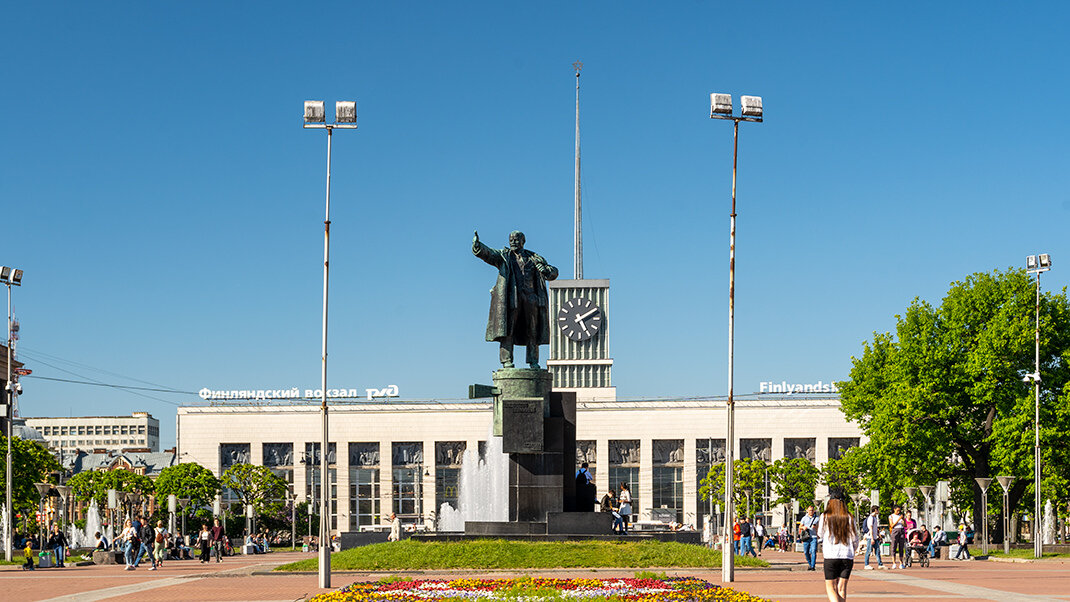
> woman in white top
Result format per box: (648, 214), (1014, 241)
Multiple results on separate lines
(618, 483), (632, 535)
(818, 497), (859, 602)
(118, 519), (138, 570)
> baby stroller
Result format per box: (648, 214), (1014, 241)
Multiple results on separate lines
(903, 529), (930, 567)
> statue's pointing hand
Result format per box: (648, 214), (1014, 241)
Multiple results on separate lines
(473, 230), (479, 245)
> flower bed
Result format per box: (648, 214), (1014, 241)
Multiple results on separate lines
(312, 577), (773, 601)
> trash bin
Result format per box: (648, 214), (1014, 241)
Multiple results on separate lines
(38, 551), (53, 568)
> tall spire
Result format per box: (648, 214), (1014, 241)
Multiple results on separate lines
(573, 60), (583, 280)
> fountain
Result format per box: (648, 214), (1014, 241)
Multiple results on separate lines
(67, 499), (102, 549)
(437, 424), (509, 532)
(1043, 499), (1056, 545)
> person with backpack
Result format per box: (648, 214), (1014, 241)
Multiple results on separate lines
(153, 520), (168, 568)
(862, 505), (885, 570)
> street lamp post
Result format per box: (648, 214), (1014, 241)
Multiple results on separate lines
(287, 490), (295, 550)
(178, 498), (189, 541)
(304, 99), (357, 589)
(709, 92), (763, 584)
(902, 487), (917, 517)
(1025, 253), (1050, 559)
(2, 266), (23, 562)
(996, 476), (1016, 554)
(33, 483), (50, 551)
(974, 478), (993, 555)
(918, 485), (934, 531)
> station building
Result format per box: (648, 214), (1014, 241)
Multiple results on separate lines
(176, 392), (863, 534)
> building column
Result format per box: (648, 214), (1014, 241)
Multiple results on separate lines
(336, 442), (351, 533)
(380, 439), (393, 525)
(639, 437), (653, 523)
(683, 438), (698, 527)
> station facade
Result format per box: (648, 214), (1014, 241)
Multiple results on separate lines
(176, 394), (862, 534)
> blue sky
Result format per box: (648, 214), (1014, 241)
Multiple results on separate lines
(3, 2), (1068, 450)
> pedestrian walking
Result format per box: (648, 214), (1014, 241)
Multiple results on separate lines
(754, 519), (766, 556)
(953, 524), (972, 560)
(739, 517), (757, 557)
(153, 520), (168, 568)
(120, 519), (139, 570)
(47, 524), (68, 568)
(862, 505), (885, 570)
(135, 515), (157, 570)
(799, 505), (820, 571)
(210, 518), (226, 562)
(198, 524), (211, 563)
(388, 513), (401, 542)
(818, 497), (859, 602)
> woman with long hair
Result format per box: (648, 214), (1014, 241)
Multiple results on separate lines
(819, 498), (859, 602)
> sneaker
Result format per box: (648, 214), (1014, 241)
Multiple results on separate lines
(148, 567), (156, 571)
(864, 565), (874, 570)
(125, 566), (134, 571)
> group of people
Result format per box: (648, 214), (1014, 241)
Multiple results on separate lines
(731, 517), (767, 557)
(793, 499), (979, 602)
(115, 514), (175, 570)
(596, 479), (633, 534)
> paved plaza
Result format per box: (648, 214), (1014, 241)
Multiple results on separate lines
(2, 551), (1069, 601)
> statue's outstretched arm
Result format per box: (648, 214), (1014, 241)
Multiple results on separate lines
(472, 230), (502, 267)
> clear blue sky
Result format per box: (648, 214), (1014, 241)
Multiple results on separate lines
(3, 2), (1068, 450)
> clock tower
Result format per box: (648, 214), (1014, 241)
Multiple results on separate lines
(548, 280), (615, 401)
(548, 63), (615, 402)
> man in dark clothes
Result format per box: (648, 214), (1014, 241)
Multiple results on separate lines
(210, 519), (226, 563)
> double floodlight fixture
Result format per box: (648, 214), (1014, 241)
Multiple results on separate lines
(303, 100), (358, 129)
(1023, 371), (1042, 383)
(1026, 254), (1052, 273)
(710, 93), (763, 122)
(0, 267), (23, 286)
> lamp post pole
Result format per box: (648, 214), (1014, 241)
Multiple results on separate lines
(974, 478), (992, 555)
(709, 93), (763, 584)
(303, 100), (356, 589)
(3, 267), (22, 562)
(1025, 254), (1050, 559)
(996, 476), (1015, 554)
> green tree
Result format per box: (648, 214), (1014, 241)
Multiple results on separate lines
(769, 457), (820, 507)
(820, 447), (866, 498)
(0, 435), (61, 513)
(67, 468), (154, 508)
(699, 458), (768, 517)
(154, 462), (221, 513)
(838, 268), (1070, 539)
(221, 464), (287, 512)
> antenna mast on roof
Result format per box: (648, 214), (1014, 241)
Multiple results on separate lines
(573, 60), (583, 279)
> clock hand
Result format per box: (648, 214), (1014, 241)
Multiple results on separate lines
(575, 307), (599, 322)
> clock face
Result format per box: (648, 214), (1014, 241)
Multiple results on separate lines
(558, 297), (602, 342)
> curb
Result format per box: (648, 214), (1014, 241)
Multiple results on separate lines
(255, 565), (788, 577)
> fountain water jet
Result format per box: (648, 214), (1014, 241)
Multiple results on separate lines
(437, 423), (508, 532)
(1043, 499), (1056, 545)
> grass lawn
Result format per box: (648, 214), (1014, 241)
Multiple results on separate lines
(988, 548), (1070, 559)
(275, 539), (767, 571)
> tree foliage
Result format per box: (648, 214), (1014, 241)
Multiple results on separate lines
(699, 458), (768, 517)
(221, 464), (287, 512)
(67, 468), (154, 508)
(768, 457), (820, 507)
(820, 447), (865, 499)
(838, 268), (1070, 530)
(153, 462), (221, 513)
(0, 436), (61, 512)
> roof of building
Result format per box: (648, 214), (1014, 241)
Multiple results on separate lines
(61, 449), (176, 476)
